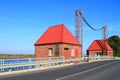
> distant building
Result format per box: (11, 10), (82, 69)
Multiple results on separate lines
(34, 24), (82, 59)
(87, 40), (113, 57)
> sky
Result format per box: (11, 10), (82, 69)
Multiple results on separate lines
(0, 0), (120, 54)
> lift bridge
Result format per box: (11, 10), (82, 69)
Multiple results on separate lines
(0, 10), (110, 73)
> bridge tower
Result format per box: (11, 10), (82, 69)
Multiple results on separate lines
(75, 10), (83, 45)
(102, 26), (108, 55)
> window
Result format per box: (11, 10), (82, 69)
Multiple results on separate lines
(55, 44), (59, 56)
(48, 48), (52, 57)
(64, 48), (69, 50)
(96, 52), (102, 57)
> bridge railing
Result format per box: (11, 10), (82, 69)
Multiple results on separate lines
(0, 56), (113, 73)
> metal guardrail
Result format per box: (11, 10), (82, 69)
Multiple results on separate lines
(0, 56), (115, 73)
(113, 57), (120, 60)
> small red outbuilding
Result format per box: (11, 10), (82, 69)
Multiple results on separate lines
(87, 40), (113, 57)
(34, 24), (82, 59)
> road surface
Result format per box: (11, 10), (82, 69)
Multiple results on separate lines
(0, 60), (120, 80)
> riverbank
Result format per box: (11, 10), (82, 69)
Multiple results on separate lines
(0, 54), (35, 59)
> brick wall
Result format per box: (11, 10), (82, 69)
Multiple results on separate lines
(107, 51), (113, 57)
(88, 50), (102, 57)
(87, 50), (113, 57)
(35, 44), (55, 58)
(35, 43), (82, 59)
(59, 43), (82, 58)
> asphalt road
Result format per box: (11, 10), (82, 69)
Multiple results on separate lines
(0, 60), (120, 80)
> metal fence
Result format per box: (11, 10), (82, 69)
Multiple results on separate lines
(0, 56), (114, 73)
(0, 58), (35, 72)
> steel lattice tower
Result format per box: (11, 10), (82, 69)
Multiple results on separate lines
(102, 26), (108, 42)
(102, 26), (108, 55)
(75, 10), (83, 45)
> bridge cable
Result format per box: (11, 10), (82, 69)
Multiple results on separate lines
(82, 16), (103, 31)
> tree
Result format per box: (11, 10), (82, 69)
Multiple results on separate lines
(108, 35), (120, 57)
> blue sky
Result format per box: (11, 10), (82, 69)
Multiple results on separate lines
(0, 0), (120, 54)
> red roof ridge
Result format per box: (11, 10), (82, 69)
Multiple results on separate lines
(87, 39), (113, 51)
(35, 24), (81, 45)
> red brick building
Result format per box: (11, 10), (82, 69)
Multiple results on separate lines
(87, 40), (113, 57)
(34, 24), (82, 59)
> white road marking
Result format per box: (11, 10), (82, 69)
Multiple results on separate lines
(56, 61), (119, 80)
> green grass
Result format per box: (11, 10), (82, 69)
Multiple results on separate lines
(0, 54), (35, 59)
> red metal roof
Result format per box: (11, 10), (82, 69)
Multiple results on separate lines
(87, 40), (113, 51)
(35, 24), (81, 45)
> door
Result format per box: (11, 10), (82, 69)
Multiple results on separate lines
(64, 48), (69, 59)
(75, 49), (79, 57)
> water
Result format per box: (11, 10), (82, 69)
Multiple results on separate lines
(0, 58), (36, 72)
